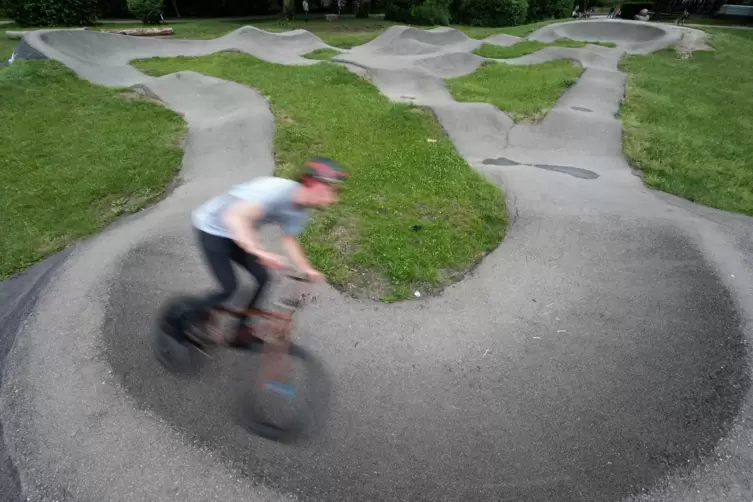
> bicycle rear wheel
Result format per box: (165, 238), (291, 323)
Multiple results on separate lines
(152, 294), (210, 374)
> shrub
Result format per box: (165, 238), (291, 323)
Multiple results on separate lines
(385, 0), (417, 21)
(454, 0), (528, 26)
(0, 0), (98, 26)
(411, 0), (450, 24)
(618, 1), (652, 18)
(527, 0), (572, 21)
(126, 0), (163, 23)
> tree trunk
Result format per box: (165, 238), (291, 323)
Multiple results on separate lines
(171, 0), (181, 18)
(283, 0), (296, 20)
(356, 0), (371, 17)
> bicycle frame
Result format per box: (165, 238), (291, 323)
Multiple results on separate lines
(212, 273), (311, 387)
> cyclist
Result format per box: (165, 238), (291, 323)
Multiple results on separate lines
(190, 157), (348, 347)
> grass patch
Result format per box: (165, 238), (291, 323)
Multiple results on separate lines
(676, 16), (753, 27)
(474, 38), (615, 59)
(134, 52), (506, 301)
(0, 36), (15, 60)
(619, 28), (753, 216)
(446, 60), (583, 122)
(0, 60), (185, 279)
(303, 47), (342, 60)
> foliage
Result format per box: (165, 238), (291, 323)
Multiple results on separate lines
(527, 0), (572, 22)
(454, 0), (528, 26)
(411, 0), (450, 24)
(618, 1), (652, 18)
(0, 0), (98, 26)
(126, 0), (164, 24)
(355, 0), (371, 17)
(384, 0), (416, 22)
(280, 0), (294, 19)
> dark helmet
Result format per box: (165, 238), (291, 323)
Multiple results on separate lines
(303, 157), (349, 185)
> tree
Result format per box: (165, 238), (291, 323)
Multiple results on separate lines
(282, 0), (295, 19)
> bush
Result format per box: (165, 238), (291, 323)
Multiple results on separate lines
(126, 0), (163, 23)
(454, 0), (528, 26)
(618, 1), (652, 18)
(411, 0), (450, 24)
(384, 0), (417, 21)
(527, 0), (572, 21)
(0, 0), (98, 26)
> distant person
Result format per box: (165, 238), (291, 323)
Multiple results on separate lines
(608, 5), (615, 18)
(303, 0), (310, 21)
(572, 5), (580, 18)
(677, 8), (689, 25)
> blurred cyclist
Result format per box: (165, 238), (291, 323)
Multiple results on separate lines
(190, 157), (348, 346)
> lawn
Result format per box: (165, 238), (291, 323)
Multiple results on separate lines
(619, 27), (753, 216)
(474, 38), (616, 59)
(1, 16), (397, 49)
(453, 18), (573, 39)
(303, 47), (343, 60)
(446, 60), (583, 122)
(134, 53), (507, 301)
(0, 36), (14, 60)
(0, 61), (185, 279)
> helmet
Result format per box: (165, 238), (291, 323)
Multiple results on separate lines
(303, 157), (349, 185)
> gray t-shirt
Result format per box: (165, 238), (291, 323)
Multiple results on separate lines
(192, 176), (310, 238)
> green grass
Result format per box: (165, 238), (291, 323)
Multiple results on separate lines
(474, 38), (616, 59)
(1, 17), (396, 48)
(303, 47), (343, 60)
(619, 28), (753, 216)
(0, 36), (15, 60)
(453, 18), (573, 39)
(0, 61), (185, 279)
(134, 53), (507, 301)
(678, 16), (753, 27)
(446, 60), (583, 122)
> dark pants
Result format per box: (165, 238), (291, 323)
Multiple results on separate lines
(196, 229), (269, 320)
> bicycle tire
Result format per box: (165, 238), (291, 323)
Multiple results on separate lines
(239, 343), (328, 443)
(152, 294), (210, 374)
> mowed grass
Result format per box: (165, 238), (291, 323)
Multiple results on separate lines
(446, 60), (583, 122)
(0, 36), (15, 60)
(474, 38), (616, 59)
(453, 18), (573, 39)
(1, 16), (395, 48)
(619, 28), (753, 216)
(0, 61), (185, 279)
(303, 47), (343, 60)
(134, 53), (507, 301)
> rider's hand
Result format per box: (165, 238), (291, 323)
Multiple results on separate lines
(303, 267), (325, 283)
(258, 252), (288, 269)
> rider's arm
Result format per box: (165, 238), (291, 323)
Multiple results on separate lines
(280, 234), (314, 273)
(222, 200), (268, 257)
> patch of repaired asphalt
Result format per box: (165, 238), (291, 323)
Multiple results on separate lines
(482, 157), (599, 179)
(102, 225), (749, 501)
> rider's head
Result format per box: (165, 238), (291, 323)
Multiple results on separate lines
(296, 157), (349, 207)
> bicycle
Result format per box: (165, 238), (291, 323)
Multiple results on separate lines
(152, 271), (322, 441)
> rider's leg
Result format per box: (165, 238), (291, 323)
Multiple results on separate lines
(229, 245), (270, 317)
(225, 243), (270, 346)
(195, 230), (240, 341)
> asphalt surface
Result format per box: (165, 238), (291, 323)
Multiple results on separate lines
(2, 19), (753, 502)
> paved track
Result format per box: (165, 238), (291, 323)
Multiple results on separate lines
(1, 19), (753, 502)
